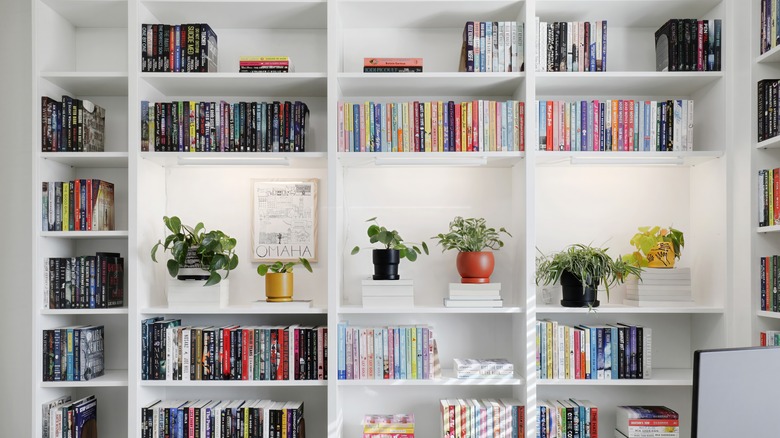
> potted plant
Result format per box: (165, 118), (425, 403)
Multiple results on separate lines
(623, 226), (685, 268)
(536, 243), (642, 308)
(432, 216), (512, 283)
(257, 258), (313, 302)
(351, 217), (429, 280)
(151, 216), (239, 287)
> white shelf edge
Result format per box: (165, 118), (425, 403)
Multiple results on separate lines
(337, 152), (525, 168)
(535, 71), (723, 79)
(41, 71), (128, 78)
(141, 306), (328, 315)
(757, 310), (780, 319)
(535, 150), (723, 167)
(536, 304), (724, 314)
(338, 305), (524, 314)
(537, 368), (692, 386)
(39, 230), (129, 239)
(140, 152), (327, 168)
(337, 72), (524, 79)
(757, 45), (780, 64)
(139, 379), (327, 387)
(41, 308), (129, 315)
(140, 72), (327, 80)
(757, 225), (780, 234)
(40, 369), (128, 388)
(757, 136), (780, 150)
(40, 152), (129, 168)
(337, 369), (524, 386)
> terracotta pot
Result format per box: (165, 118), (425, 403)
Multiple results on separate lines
(265, 272), (294, 302)
(456, 251), (495, 284)
(560, 270), (600, 308)
(647, 241), (676, 268)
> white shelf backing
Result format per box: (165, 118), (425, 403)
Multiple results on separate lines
(337, 152), (525, 168)
(40, 0), (128, 28)
(40, 231), (129, 239)
(141, 73), (327, 98)
(757, 136), (780, 149)
(537, 368), (693, 386)
(757, 310), (780, 319)
(140, 152), (327, 168)
(41, 152), (129, 168)
(337, 73), (524, 98)
(41, 308), (129, 315)
(140, 379), (327, 387)
(337, 369), (524, 386)
(141, 0), (327, 29)
(141, 306), (328, 315)
(536, 304), (724, 314)
(535, 0), (722, 27)
(535, 151), (723, 167)
(758, 44), (780, 64)
(535, 72), (722, 97)
(338, 304), (523, 314)
(338, 0), (524, 28)
(40, 72), (128, 97)
(40, 369), (129, 387)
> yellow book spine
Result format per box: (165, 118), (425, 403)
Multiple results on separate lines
(424, 102), (432, 152)
(430, 101), (438, 152)
(437, 101), (444, 152)
(62, 182), (69, 231)
(564, 325), (570, 379)
(410, 327), (418, 379)
(346, 103), (352, 152)
(466, 101), (473, 151)
(489, 100), (497, 151)
(189, 101), (197, 152)
(546, 321), (554, 379)
(364, 101), (371, 152)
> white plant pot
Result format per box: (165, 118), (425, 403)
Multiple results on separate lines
(166, 278), (229, 308)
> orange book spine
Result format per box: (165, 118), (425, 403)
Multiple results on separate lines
(546, 101), (554, 151)
(363, 57), (423, 67)
(454, 103), (462, 151)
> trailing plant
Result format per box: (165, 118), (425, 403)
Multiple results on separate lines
(257, 258), (313, 276)
(350, 217), (429, 262)
(151, 216), (239, 286)
(622, 226), (685, 267)
(432, 216), (512, 252)
(536, 243), (642, 300)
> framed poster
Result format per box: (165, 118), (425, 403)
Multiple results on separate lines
(251, 179), (318, 262)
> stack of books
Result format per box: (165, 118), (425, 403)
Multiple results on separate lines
(363, 57), (422, 73)
(239, 56), (294, 73)
(624, 268), (692, 307)
(362, 279), (414, 308)
(362, 414), (415, 437)
(453, 358), (514, 379)
(445, 283), (503, 308)
(615, 406), (679, 438)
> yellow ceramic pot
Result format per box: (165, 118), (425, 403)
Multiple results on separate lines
(265, 272), (294, 302)
(647, 241), (676, 268)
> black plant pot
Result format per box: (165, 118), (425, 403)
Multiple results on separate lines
(372, 249), (400, 280)
(560, 270), (600, 307)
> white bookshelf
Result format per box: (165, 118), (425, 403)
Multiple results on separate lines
(29, 0), (746, 437)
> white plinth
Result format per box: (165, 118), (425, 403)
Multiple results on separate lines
(167, 278), (229, 308)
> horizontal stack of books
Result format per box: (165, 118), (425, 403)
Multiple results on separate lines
(445, 283), (503, 308)
(454, 358), (514, 379)
(362, 414), (415, 437)
(43, 395), (98, 438)
(624, 268), (692, 307)
(615, 406), (679, 438)
(362, 278), (414, 308)
(442, 399), (525, 437)
(239, 56), (294, 73)
(41, 96), (105, 152)
(42, 325), (105, 381)
(538, 399), (597, 438)
(364, 57), (422, 73)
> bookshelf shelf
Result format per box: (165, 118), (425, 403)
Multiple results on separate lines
(536, 304), (725, 314)
(140, 379), (328, 388)
(756, 225), (780, 233)
(337, 0), (524, 29)
(337, 152), (525, 168)
(40, 369), (129, 388)
(537, 368), (693, 386)
(141, 306), (328, 315)
(41, 152), (129, 168)
(140, 73), (327, 98)
(534, 0), (722, 27)
(141, 0), (327, 29)
(39, 231), (129, 239)
(39, 0), (128, 28)
(757, 310), (780, 319)
(756, 135), (780, 150)
(40, 72), (129, 97)
(535, 150), (723, 167)
(757, 44), (780, 64)
(336, 73), (525, 98)
(535, 72), (723, 96)
(41, 308), (129, 316)
(140, 152), (327, 168)
(338, 304), (524, 314)
(337, 370), (525, 386)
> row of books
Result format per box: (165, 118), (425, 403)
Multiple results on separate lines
(761, 1), (780, 54)
(616, 406), (679, 438)
(537, 399), (598, 438)
(363, 414), (414, 436)
(760, 330), (780, 346)
(759, 255), (780, 312)
(536, 320), (653, 380)
(336, 323), (440, 380)
(536, 20), (608, 72)
(239, 56), (293, 73)
(459, 21), (524, 72)
(537, 99), (695, 152)
(141, 100), (310, 153)
(337, 100), (526, 153)
(141, 399), (304, 438)
(42, 325), (105, 382)
(757, 168), (780, 227)
(440, 399), (525, 438)
(42, 180), (115, 232)
(141, 23), (218, 72)
(44, 254), (124, 309)
(43, 395), (97, 438)
(654, 19), (722, 72)
(142, 318), (328, 381)
(757, 79), (780, 143)
(453, 358), (513, 379)
(41, 96), (105, 152)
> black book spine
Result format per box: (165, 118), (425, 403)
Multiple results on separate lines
(547, 23), (555, 72)
(157, 24), (164, 73)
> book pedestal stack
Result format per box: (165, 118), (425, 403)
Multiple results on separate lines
(615, 406), (679, 438)
(361, 279), (414, 308)
(624, 268), (692, 307)
(453, 358), (514, 379)
(362, 414), (415, 438)
(445, 283), (503, 308)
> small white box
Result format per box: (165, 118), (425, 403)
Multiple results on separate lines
(166, 278), (229, 308)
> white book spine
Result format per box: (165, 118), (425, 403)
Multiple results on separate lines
(644, 327), (652, 379)
(182, 328), (190, 381)
(166, 327), (173, 381)
(687, 99), (694, 150)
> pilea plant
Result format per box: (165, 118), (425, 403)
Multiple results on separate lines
(256, 258), (313, 276)
(350, 217), (429, 262)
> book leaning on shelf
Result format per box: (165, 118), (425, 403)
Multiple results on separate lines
(41, 179), (115, 232)
(41, 96), (105, 152)
(141, 23), (217, 72)
(141, 399), (304, 438)
(140, 100), (309, 152)
(441, 399), (525, 438)
(42, 325), (104, 382)
(460, 21), (524, 72)
(535, 20), (607, 72)
(44, 253), (124, 309)
(538, 399), (597, 438)
(43, 395), (98, 438)
(655, 19), (721, 72)
(537, 99), (694, 152)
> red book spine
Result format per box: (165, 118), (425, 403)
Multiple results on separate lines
(454, 103), (462, 151)
(697, 20), (704, 71)
(473, 100), (481, 151)
(546, 101), (553, 151)
(590, 406), (598, 438)
(73, 179), (80, 231)
(283, 328), (290, 380)
(85, 179), (93, 231)
(574, 330), (581, 379)
(277, 328), (285, 380)
(627, 419), (679, 427)
(593, 100), (600, 151)
(222, 327), (231, 379)
(761, 331), (767, 346)
(242, 328), (249, 380)
(466, 102), (474, 151)
(773, 168), (779, 223)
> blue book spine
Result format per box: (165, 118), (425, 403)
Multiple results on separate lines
(337, 323), (346, 380)
(538, 100), (546, 150)
(602, 21), (608, 71)
(416, 327), (423, 379)
(603, 327), (611, 379)
(506, 101), (514, 151)
(399, 327), (406, 379)
(630, 325), (638, 378)
(174, 25), (181, 72)
(596, 327), (604, 379)
(480, 22), (487, 72)
(352, 104), (360, 152)
(368, 102), (375, 152)
(611, 327), (619, 379)
(393, 327), (400, 378)
(67, 328), (74, 381)
(599, 102), (606, 151)
(442, 102), (449, 151)
(589, 327), (597, 379)
(422, 327), (429, 379)
(580, 100), (588, 151)
(643, 101), (650, 150)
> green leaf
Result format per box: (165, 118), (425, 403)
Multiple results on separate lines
(166, 259), (180, 278)
(204, 271), (221, 287)
(300, 258), (313, 273)
(228, 255), (239, 270)
(366, 217), (377, 222)
(283, 262), (295, 273)
(167, 216), (181, 234)
(257, 264), (269, 276)
(151, 242), (160, 262)
(351, 246), (360, 255)
(193, 222), (204, 236)
(271, 261), (284, 273)
(422, 241), (429, 255)
(367, 224), (380, 237)
(406, 249), (418, 262)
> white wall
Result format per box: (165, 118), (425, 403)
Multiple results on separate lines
(0, 0), (32, 435)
